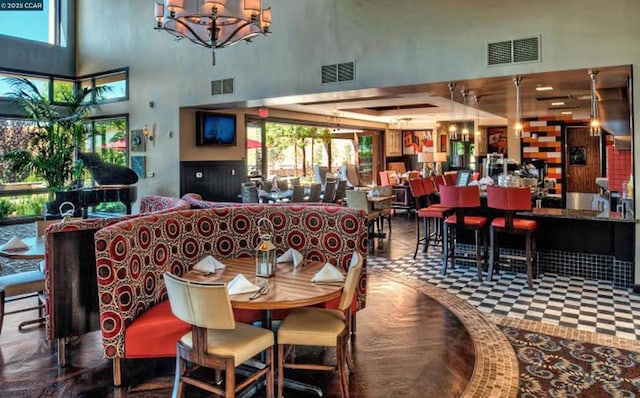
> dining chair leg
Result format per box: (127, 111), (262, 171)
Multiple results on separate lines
(337, 334), (350, 398)
(440, 224), (449, 275)
(526, 231), (533, 289)
(266, 346), (274, 398)
(449, 228), (456, 271)
(277, 344), (284, 398)
(172, 352), (185, 398)
(474, 228), (483, 281)
(413, 216), (422, 259)
(488, 227), (496, 281)
(226, 359), (235, 398)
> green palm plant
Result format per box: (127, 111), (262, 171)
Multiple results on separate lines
(2, 77), (105, 202)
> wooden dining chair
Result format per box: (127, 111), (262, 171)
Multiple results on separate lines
(290, 185), (305, 202)
(163, 272), (275, 398)
(322, 178), (337, 203)
(277, 252), (363, 398)
(306, 183), (322, 202)
(346, 190), (379, 249)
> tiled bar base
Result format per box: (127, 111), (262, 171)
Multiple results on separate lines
(454, 243), (634, 289)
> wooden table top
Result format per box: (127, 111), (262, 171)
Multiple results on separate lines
(0, 236), (45, 260)
(367, 195), (394, 203)
(184, 257), (344, 311)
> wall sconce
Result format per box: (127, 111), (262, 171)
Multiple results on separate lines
(143, 124), (154, 142)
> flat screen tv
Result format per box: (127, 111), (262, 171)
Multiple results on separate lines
(196, 112), (237, 146)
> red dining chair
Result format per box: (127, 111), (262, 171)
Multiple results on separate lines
(432, 175), (446, 192)
(439, 185), (488, 281)
(379, 171), (391, 186)
(407, 178), (451, 258)
(486, 186), (537, 289)
(443, 172), (458, 186)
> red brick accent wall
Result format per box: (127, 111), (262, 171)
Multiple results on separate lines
(607, 145), (632, 195)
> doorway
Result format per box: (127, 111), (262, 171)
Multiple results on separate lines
(565, 126), (601, 193)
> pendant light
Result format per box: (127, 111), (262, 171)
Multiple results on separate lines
(474, 95), (481, 138)
(513, 77), (523, 138)
(448, 82), (458, 140)
(589, 70), (601, 137)
(461, 89), (470, 142)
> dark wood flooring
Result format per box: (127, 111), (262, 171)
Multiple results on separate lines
(0, 215), (476, 397)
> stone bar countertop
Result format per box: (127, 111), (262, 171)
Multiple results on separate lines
(518, 208), (636, 223)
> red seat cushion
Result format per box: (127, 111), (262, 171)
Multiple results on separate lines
(491, 217), (537, 231)
(124, 300), (190, 359)
(445, 215), (487, 227)
(417, 205), (452, 218)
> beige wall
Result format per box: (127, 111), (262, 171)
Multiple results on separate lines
(77, 0), (640, 282)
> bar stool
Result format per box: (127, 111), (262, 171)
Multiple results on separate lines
(486, 186), (537, 289)
(439, 185), (488, 281)
(407, 178), (451, 258)
(432, 175), (446, 191)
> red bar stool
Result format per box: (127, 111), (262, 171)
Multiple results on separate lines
(432, 175), (446, 191)
(486, 186), (537, 289)
(407, 178), (451, 258)
(443, 172), (458, 186)
(439, 185), (488, 281)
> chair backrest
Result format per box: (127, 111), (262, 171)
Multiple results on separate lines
(343, 164), (361, 188)
(379, 171), (390, 186)
(291, 185), (305, 202)
(443, 172), (457, 186)
(345, 190), (369, 211)
(313, 165), (328, 185)
(420, 177), (436, 195)
(261, 180), (273, 193)
(387, 162), (406, 175)
(334, 180), (347, 201)
(322, 179), (337, 203)
(432, 175), (446, 192)
(339, 252), (364, 312)
(306, 183), (322, 202)
(275, 177), (290, 192)
(288, 177), (300, 187)
(241, 184), (259, 203)
(486, 186), (532, 211)
(439, 185), (480, 208)
(407, 178), (425, 199)
(163, 272), (235, 330)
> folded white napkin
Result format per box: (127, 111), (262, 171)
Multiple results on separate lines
(227, 274), (261, 295)
(0, 236), (29, 251)
(277, 248), (304, 268)
(193, 255), (226, 273)
(311, 263), (345, 283)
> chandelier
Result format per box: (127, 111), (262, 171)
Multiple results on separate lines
(513, 76), (523, 138)
(154, 0), (272, 65)
(589, 69), (601, 137)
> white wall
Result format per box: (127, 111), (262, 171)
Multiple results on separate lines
(77, 0), (640, 280)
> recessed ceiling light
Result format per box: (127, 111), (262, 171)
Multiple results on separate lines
(536, 86), (554, 91)
(551, 102), (565, 106)
(561, 111), (573, 115)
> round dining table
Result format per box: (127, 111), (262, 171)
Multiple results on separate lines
(0, 236), (46, 260)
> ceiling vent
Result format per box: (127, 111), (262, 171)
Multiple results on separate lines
(322, 61), (356, 84)
(487, 36), (540, 66)
(211, 78), (234, 95)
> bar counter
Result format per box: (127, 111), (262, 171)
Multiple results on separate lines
(518, 208), (635, 223)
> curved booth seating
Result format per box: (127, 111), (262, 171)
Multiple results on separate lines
(486, 186), (538, 288)
(94, 204), (368, 386)
(439, 185), (488, 281)
(43, 195), (190, 367)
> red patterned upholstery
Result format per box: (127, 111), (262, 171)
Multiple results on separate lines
(491, 217), (537, 231)
(445, 214), (488, 227)
(139, 195), (191, 214)
(94, 205), (368, 360)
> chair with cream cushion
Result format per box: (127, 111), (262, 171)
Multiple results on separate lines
(277, 252), (363, 398)
(163, 272), (275, 398)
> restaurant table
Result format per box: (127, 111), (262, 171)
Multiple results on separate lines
(185, 256), (344, 397)
(0, 236), (45, 260)
(259, 190), (293, 203)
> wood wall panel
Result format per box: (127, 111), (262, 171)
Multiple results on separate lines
(566, 126), (600, 193)
(180, 161), (247, 202)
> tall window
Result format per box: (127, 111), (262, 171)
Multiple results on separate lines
(0, 0), (66, 46)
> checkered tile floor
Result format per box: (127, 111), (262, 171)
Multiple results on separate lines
(369, 246), (640, 341)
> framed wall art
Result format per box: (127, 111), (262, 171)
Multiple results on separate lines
(130, 129), (146, 152)
(385, 130), (403, 157)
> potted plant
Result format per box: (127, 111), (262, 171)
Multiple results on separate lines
(1, 77), (105, 215)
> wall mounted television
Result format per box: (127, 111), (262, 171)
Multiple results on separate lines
(196, 112), (237, 146)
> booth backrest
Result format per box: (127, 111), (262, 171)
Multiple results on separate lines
(94, 204), (368, 359)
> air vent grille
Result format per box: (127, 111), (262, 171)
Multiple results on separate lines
(487, 41), (512, 66)
(487, 36), (540, 66)
(322, 61), (355, 84)
(211, 78), (234, 95)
